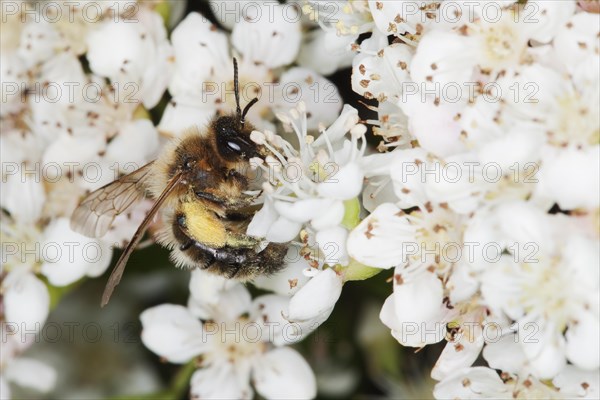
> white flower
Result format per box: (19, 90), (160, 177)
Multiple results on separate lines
(553, 365), (600, 400)
(244, 104), (365, 331)
(140, 279), (317, 399)
(379, 270), (448, 348)
(351, 43), (414, 103)
(252, 248), (343, 344)
(1, 176), (112, 329)
(36, 81), (161, 198)
(249, 104), (366, 247)
(536, 145), (599, 210)
(553, 12), (600, 75)
(467, 201), (599, 378)
(161, 5), (341, 136)
(411, 2), (574, 87)
(460, 54), (598, 210)
(86, 7), (174, 109)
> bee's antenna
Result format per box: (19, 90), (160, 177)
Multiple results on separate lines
(241, 97), (259, 125)
(233, 57), (242, 122)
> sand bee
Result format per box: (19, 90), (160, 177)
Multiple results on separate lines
(71, 59), (287, 307)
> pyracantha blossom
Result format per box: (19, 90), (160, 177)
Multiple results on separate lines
(466, 202), (599, 378)
(462, 61), (599, 211)
(1, 176), (113, 310)
(86, 7), (174, 109)
(347, 199), (467, 348)
(409, 1), (574, 89)
(248, 103), (367, 248)
(244, 102), (370, 333)
(289, 2), (600, 398)
(158, 2), (342, 136)
(1, 95), (112, 358)
(140, 269), (317, 399)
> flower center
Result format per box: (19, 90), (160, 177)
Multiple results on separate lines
(205, 320), (266, 364)
(405, 207), (463, 274)
(519, 257), (579, 331)
(0, 218), (43, 273)
(478, 18), (524, 72)
(549, 93), (600, 147)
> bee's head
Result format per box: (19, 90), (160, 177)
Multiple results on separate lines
(213, 115), (259, 161)
(213, 57), (261, 161)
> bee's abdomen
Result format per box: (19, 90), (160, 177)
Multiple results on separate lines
(191, 241), (287, 280)
(172, 215), (287, 279)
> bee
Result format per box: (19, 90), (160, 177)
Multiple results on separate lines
(71, 59), (287, 307)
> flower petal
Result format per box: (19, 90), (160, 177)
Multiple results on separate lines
(253, 347), (317, 399)
(315, 226), (349, 266)
(3, 271), (50, 333)
(105, 120), (159, 167)
(433, 367), (508, 399)
(266, 216), (302, 243)
(287, 268), (342, 323)
(5, 357), (56, 393)
(276, 67), (342, 129)
(566, 310), (600, 370)
(297, 29), (354, 76)
(347, 203), (406, 269)
(231, 2), (301, 68)
(169, 12), (230, 97)
(40, 218), (113, 286)
(317, 162), (364, 201)
(157, 97), (217, 137)
(0, 174), (45, 225)
(390, 270), (446, 347)
(482, 333), (528, 374)
(187, 268), (240, 320)
(553, 365), (600, 399)
(537, 146), (600, 210)
(190, 362), (253, 400)
(140, 304), (204, 363)
(273, 198), (335, 224)
(431, 334), (484, 381)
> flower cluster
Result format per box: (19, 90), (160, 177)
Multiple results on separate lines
(1, 1), (342, 397)
(141, 269), (317, 399)
(298, 0), (599, 397)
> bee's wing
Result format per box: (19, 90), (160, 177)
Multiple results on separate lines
(70, 162), (155, 238)
(101, 172), (183, 307)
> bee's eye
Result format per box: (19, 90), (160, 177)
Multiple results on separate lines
(226, 140), (242, 153)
